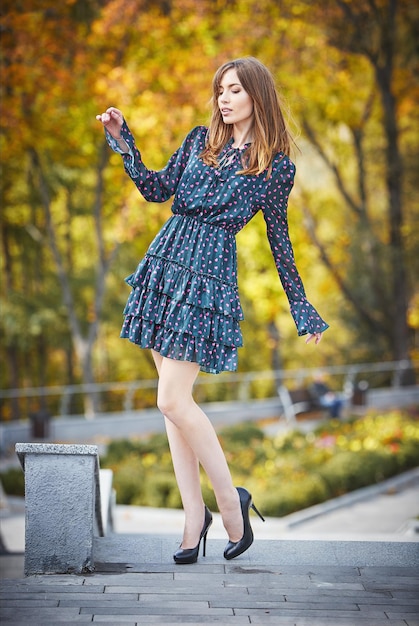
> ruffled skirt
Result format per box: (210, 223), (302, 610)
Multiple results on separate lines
(120, 215), (243, 374)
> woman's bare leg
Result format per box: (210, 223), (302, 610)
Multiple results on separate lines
(151, 350), (243, 547)
(151, 351), (205, 549)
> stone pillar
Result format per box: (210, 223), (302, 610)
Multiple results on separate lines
(15, 443), (100, 575)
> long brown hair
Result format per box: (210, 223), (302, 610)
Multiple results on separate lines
(200, 57), (293, 177)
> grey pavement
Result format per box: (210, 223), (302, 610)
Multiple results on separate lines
(1, 469), (419, 625)
(1, 557), (418, 625)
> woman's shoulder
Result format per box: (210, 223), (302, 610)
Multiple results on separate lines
(178, 126), (208, 155)
(270, 151), (296, 176)
(185, 125), (208, 142)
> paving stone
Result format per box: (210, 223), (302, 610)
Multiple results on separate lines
(1, 591), (137, 601)
(0, 607), (92, 621)
(266, 588), (392, 597)
(285, 591), (416, 604)
(91, 621), (149, 625)
(360, 566), (419, 576)
(379, 605), (419, 613)
(92, 618), (249, 624)
(236, 607), (389, 617)
(83, 572), (175, 585)
(5, 623), (95, 626)
(392, 591), (419, 598)
(250, 615), (408, 626)
(104, 584), (227, 594)
(0, 576), (86, 586)
(1, 599), (60, 607)
(65, 599), (213, 609)
(81, 605), (234, 615)
(245, 580), (366, 590)
(363, 579), (419, 590)
(135, 591), (250, 602)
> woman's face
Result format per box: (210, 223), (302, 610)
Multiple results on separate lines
(218, 68), (254, 128)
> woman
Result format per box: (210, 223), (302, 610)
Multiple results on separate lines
(97, 57), (328, 563)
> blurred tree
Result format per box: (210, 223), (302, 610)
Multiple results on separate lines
(1, 0), (417, 419)
(0, 0), (133, 416)
(296, 0), (418, 377)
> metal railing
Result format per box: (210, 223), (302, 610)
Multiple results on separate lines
(0, 359), (417, 420)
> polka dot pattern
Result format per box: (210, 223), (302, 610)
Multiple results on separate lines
(107, 122), (329, 374)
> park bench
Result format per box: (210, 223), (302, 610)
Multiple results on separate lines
(277, 384), (327, 425)
(15, 443), (114, 575)
(277, 380), (365, 424)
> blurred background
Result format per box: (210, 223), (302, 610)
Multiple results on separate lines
(0, 0), (418, 421)
(1, 2), (419, 554)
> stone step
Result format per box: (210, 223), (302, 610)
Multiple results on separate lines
(1, 547), (419, 626)
(93, 535), (419, 569)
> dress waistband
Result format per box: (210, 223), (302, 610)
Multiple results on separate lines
(170, 213), (236, 234)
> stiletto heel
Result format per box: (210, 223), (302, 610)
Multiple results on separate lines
(202, 530), (208, 557)
(251, 502), (265, 522)
(223, 487), (265, 560)
(173, 506), (213, 564)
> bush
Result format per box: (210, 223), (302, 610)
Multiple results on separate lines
(218, 421), (266, 449)
(98, 409), (419, 511)
(143, 473), (181, 508)
(0, 467), (25, 497)
(260, 474), (330, 517)
(110, 455), (147, 505)
(318, 449), (399, 496)
(105, 433), (169, 464)
(2, 410), (417, 517)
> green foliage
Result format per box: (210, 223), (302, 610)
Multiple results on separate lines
(105, 433), (169, 464)
(318, 450), (399, 496)
(103, 433), (173, 505)
(218, 421), (266, 450)
(0, 467), (25, 497)
(94, 409), (419, 515)
(261, 474), (330, 517)
(2, 410), (418, 516)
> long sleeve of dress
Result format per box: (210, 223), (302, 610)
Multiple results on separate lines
(105, 121), (201, 203)
(262, 156), (329, 336)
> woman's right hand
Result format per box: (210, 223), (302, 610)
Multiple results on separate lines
(96, 107), (124, 139)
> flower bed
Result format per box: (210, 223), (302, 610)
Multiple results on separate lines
(100, 409), (419, 516)
(2, 409), (418, 517)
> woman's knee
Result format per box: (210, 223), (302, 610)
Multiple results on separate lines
(156, 389), (174, 417)
(156, 386), (188, 421)
(155, 357), (199, 420)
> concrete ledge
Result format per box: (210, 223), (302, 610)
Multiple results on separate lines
(93, 535), (419, 568)
(15, 443), (111, 576)
(15, 442), (99, 463)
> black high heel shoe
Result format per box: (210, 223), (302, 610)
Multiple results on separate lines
(173, 505), (213, 564)
(223, 487), (265, 560)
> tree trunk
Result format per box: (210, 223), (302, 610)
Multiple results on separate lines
(28, 142), (120, 414)
(372, 0), (413, 381)
(1, 220), (21, 419)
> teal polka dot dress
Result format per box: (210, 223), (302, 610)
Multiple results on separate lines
(106, 122), (328, 374)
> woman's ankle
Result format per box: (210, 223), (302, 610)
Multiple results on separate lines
(219, 488), (243, 542)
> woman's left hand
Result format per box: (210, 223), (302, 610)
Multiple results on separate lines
(305, 332), (323, 345)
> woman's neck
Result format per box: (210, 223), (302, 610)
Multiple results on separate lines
(232, 122), (253, 149)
